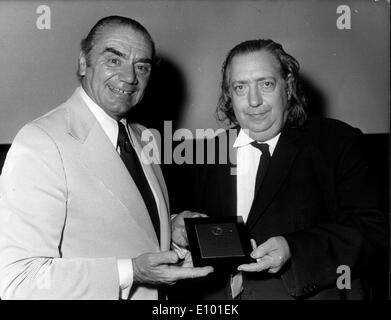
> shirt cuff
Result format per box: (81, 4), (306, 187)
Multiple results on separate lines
(117, 259), (133, 299)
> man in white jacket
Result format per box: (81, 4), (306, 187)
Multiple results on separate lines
(0, 15), (212, 300)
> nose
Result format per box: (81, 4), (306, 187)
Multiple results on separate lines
(119, 64), (138, 85)
(248, 86), (262, 107)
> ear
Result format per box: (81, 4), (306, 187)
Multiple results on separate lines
(78, 52), (87, 77)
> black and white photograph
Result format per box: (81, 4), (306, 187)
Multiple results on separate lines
(0, 0), (389, 312)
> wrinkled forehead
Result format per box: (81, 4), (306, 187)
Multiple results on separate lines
(93, 24), (153, 57)
(227, 50), (283, 82)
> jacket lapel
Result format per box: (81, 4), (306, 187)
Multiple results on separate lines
(66, 90), (159, 246)
(212, 127), (238, 217)
(246, 127), (304, 230)
(219, 146), (237, 217)
(128, 123), (170, 250)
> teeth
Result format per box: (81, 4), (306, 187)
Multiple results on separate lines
(108, 85), (133, 95)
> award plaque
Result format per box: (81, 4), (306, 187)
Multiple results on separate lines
(184, 216), (254, 271)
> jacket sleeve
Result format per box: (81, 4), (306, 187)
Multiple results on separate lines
(281, 128), (387, 297)
(0, 124), (119, 299)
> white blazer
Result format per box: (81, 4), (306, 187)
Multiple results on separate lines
(0, 89), (170, 299)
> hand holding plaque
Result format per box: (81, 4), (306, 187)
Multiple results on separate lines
(171, 210), (208, 248)
(184, 216), (255, 272)
(237, 236), (291, 274)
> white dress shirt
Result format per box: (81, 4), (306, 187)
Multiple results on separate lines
(233, 129), (280, 223)
(230, 129), (281, 299)
(79, 86), (159, 299)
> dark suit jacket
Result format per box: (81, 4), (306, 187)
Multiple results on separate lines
(176, 117), (386, 300)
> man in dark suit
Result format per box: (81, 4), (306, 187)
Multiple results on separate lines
(178, 39), (386, 300)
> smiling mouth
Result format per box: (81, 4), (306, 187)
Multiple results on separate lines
(248, 111), (269, 118)
(108, 84), (135, 96)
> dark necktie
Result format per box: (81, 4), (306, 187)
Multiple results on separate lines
(251, 142), (271, 197)
(117, 121), (160, 242)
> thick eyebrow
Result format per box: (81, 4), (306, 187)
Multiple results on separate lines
(102, 47), (152, 64)
(135, 57), (153, 64)
(231, 76), (276, 85)
(102, 47), (127, 59)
